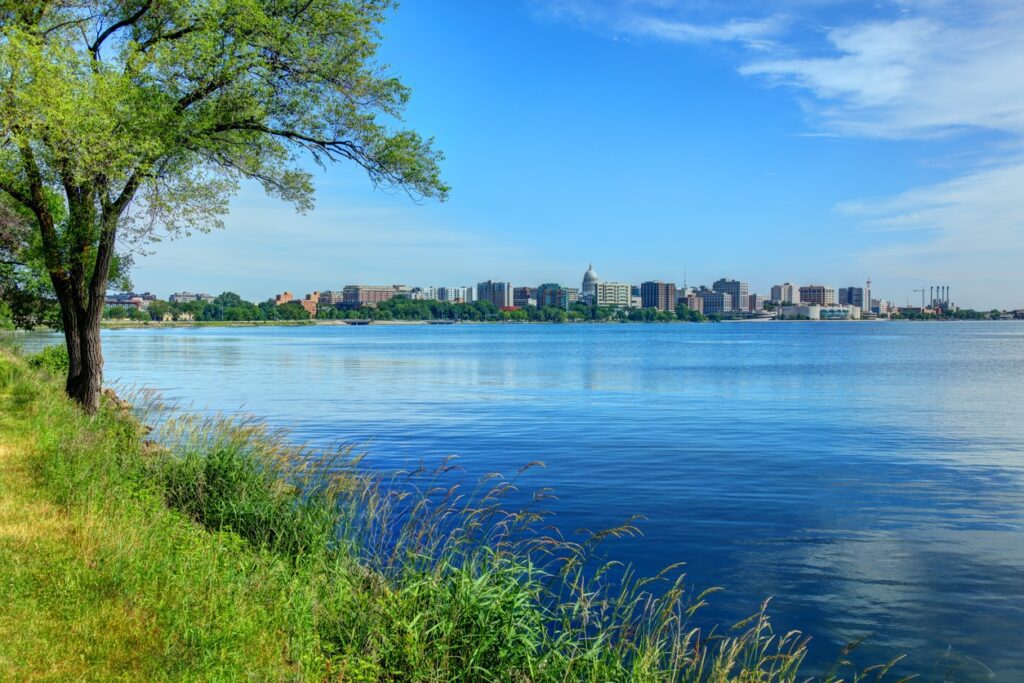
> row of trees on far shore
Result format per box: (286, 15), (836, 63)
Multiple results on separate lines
(101, 292), (714, 323)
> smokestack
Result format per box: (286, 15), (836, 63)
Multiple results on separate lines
(930, 286), (934, 305)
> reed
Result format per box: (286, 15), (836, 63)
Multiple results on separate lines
(0, 345), (910, 681)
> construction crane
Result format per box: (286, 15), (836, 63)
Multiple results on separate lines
(913, 288), (927, 308)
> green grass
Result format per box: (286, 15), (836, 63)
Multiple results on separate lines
(0, 347), (909, 681)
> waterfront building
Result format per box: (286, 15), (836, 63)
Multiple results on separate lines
(169, 291), (214, 304)
(581, 264), (599, 305)
(838, 285), (870, 309)
(513, 287), (535, 308)
(640, 281), (677, 311)
(682, 293), (703, 314)
(105, 292), (157, 310)
(712, 278), (749, 312)
(747, 294), (764, 312)
(596, 282), (631, 307)
(274, 291), (294, 305)
(476, 280), (513, 309)
(536, 283), (573, 309)
(872, 299), (895, 316)
(821, 305), (861, 320)
(780, 304), (860, 320)
(341, 284), (410, 308)
(780, 304), (819, 320)
(436, 286), (473, 303)
(406, 287), (431, 301)
(297, 292), (319, 316)
(318, 290), (345, 306)
(698, 290), (732, 314)
(799, 285), (837, 305)
(770, 283), (796, 304)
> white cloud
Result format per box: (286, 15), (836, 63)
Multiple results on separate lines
(739, 3), (1024, 138)
(533, 0), (785, 47)
(841, 158), (1024, 308)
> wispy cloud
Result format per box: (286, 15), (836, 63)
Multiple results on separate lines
(739, 4), (1024, 138)
(841, 158), (1024, 308)
(533, 0), (785, 48)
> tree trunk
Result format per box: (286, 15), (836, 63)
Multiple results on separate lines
(68, 311), (103, 415)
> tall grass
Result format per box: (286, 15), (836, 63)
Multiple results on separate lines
(2, 345), (912, 681)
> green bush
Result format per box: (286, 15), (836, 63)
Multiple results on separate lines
(28, 343), (69, 375)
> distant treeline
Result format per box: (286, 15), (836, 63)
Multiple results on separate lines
(104, 292), (711, 323)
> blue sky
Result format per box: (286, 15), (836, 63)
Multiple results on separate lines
(132, 0), (1024, 309)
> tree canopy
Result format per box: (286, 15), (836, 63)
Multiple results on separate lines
(0, 0), (447, 410)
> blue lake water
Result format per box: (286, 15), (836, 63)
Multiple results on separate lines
(16, 322), (1024, 679)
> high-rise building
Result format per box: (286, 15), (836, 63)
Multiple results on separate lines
(640, 281), (677, 311)
(436, 286), (473, 303)
(712, 278), (749, 311)
(799, 285), (837, 305)
(838, 287), (868, 309)
(697, 289), (732, 314)
(596, 282), (631, 307)
(770, 283), (796, 304)
(581, 264), (599, 305)
(513, 287), (534, 308)
(536, 283), (572, 309)
(747, 294), (764, 312)
(476, 280), (513, 309)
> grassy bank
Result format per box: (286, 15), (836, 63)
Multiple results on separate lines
(0, 348), (904, 681)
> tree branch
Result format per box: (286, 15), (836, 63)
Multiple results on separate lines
(89, 0), (154, 59)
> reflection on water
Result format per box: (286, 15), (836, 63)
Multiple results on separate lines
(11, 322), (1024, 679)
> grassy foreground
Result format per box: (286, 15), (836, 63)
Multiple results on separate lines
(0, 348), (906, 681)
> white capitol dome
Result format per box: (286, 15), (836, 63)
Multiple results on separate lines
(582, 264), (598, 285)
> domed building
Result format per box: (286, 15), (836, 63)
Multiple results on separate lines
(582, 264), (599, 305)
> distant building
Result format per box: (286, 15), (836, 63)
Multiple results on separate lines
(318, 290), (345, 306)
(838, 287), (869, 309)
(681, 293), (703, 314)
(581, 264), (599, 305)
(712, 278), (749, 311)
(297, 292), (319, 316)
(564, 287), (580, 304)
(770, 283), (796, 304)
(596, 282), (631, 307)
(820, 305), (861, 320)
(697, 289), (732, 314)
(274, 291), (294, 305)
(105, 292), (157, 310)
(780, 304), (820, 320)
(747, 293), (764, 312)
(536, 283), (573, 309)
(513, 287), (535, 308)
(341, 285), (410, 308)
(799, 285), (837, 306)
(640, 281), (676, 311)
(780, 304), (860, 320)
(476, 280), (513, 309)
(872, 298), (895, 316)
(437, 286), (473, 303)
(169, 291), (214, 304)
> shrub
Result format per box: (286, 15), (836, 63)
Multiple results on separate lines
(28, 343), (69, 375)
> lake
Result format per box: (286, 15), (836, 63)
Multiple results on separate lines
(15, 322), (1024, 679)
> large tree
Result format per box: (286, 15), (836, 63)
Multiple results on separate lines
(0, 0), (446, 412)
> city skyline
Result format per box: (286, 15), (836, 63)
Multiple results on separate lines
(129, 1), (1024, 309)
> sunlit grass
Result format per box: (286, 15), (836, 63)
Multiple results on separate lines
(0, 346), (912, 681)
